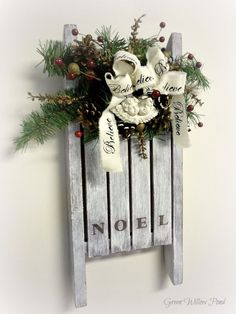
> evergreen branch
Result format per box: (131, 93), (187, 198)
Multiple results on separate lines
(130, 38), (155, 63)
(28, 92), (85, 105)
(176, 57), (210, 89)
(187, 111), (203, 126)
(37, 40), (71, 77)
(83, 130), (99, 143)
(95, 26), (127, 60)
(14, 103), (77, 151)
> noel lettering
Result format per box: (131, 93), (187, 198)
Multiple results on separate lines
(103, 118), (116, 154)
(91, 215), (168, 235)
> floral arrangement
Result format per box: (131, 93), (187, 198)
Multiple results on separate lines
(15, 15), (209, 171)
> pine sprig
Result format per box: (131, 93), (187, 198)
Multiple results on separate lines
(176, 57), (210, 89)
(187, 111), (203, 126)
(96, 26), (127, 60)
(130, 38), (155, 63)
(37, 40), (71, 77)
(14, 103), (77, 150)
(28, 91), (85, 105)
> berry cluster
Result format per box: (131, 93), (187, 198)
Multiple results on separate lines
(54, 28), (106, 81)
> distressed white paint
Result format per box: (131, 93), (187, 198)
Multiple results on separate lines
(84, 139), (109, 257)
(164, 33), (183, 285)
(65, 26), (183, 306)
(64, 24), (87, 307)
(109, 140), (131, 253)
(130, 139), (152, 250)
(152, 134), (172, 245)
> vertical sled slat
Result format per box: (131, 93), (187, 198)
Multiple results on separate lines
(153, 134), (172, 245)
(164, 33), (183, 285)
(131, 139), (152, 250)
(109, 141), (131, 253)
(85, 140), (109, 257)
(64, 24), (87, 307)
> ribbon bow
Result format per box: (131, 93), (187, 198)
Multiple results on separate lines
(99, 47), (189, 172)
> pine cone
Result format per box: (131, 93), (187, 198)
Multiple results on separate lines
(116, 119), (136, 139)
(148, 107), (172, 131)
(77, 101), (102, 131)
(70, 38), (101, 64)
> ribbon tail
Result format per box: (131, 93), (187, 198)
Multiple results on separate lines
(99, 96), (124, 172)
(170, 95), (190, 148)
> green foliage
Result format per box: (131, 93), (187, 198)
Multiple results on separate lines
(177, 57), (210, 89)
(15, 17), (210, 152)
(131, 38), (156, 63)
(14, 102), (78, 151)
(37, 40), (70, 77)
(83, 130), (99, 143)
(96, 26), (127, 60)
(187, 111), (203, 126)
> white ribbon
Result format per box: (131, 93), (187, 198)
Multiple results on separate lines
(98, 96), (123, 172)
(170, 95), (190, 147)
(99, 46), (189, 172)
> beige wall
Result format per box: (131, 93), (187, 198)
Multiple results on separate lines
(0, 0), (236, 313)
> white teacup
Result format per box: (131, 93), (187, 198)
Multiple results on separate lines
(113, 50), (140, 76)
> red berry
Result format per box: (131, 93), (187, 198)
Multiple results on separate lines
(97, 35), (104, 42)
(72, 28), (79, 36)
(198, 122), (203, 127)
(196, 61), (202, 68)
(160, 22), (166, 28)
(188, 53), (194, 60)
(55, 58), (63, 66)
(187, 104), (194, 112)
(151, 89), (161, 98)
(159, 36), (165, 43)
(86, 59), (96, 69)
(74, 130), (83, 138)
(67, 72), (77, 80)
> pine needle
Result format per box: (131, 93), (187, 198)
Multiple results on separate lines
(14, 103), (76, 150)
(37, 40), (71, 77)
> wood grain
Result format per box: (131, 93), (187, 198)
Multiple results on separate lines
(152, 134), (172, 246)
(164, 33), (183, 285)
(109, 140), (131, 253)
(64, 24), (87, 308)
(130, 139), (152, 250)
(84, 139), (109, 257)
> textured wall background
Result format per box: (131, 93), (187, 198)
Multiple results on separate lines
(0, 0), (236, 313)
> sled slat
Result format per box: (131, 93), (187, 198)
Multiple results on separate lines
(109, 141), (131, 253)
(64, 24), (87, 308)
(164, 33), (183, 285)
(152, 134), (172, 245)
(85, 140), (109, 257)
(130, 139), (152, 250)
